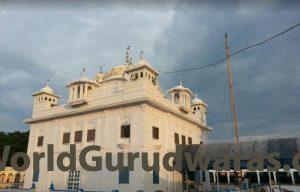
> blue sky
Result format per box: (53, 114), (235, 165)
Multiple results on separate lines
(0, 0), (299, 141)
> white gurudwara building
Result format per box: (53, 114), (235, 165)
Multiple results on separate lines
(23, 49), (212, 192)
(0, 167), (25, 189)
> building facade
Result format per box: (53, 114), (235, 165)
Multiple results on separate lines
(23, 50), (212, 192)
(0, 167), (25, 189)
(181, 138), (300, 191)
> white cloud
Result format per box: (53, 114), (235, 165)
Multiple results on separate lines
(0, 0), (299, 142)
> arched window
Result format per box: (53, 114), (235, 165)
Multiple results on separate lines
(87, 86), (93, 98)
(14, 173), (21, 183)
(6, 174), (13, 183)
(0, 174), (5, 182)
(131, 73), (138, 81)
(77, 85), (81, 99)
(72, 87), (75, 99)
(140, 72), (143, 77)
(174, 93), (180, 104)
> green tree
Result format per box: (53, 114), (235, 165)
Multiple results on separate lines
(0, 131), (29, 166)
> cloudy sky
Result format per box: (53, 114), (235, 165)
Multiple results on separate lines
(0, 0), (299, 141)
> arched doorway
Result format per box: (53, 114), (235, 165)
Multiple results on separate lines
(14, 173), (21, 183)
(0, 174), (6, 183)
(174, 93), (180, 104)
(6, 174), (13, 183)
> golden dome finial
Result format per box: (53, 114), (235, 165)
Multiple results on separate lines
(179, 77), (182, 86)
(99, 65), (103, 73)
(125, 46), (131, 65)
(81, 68), (86, 77)
(140, 50), (144, 60)
(194, 91), (198, 98)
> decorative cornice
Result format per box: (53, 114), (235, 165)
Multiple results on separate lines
(125, 64), (158, 75)
(23, 97), (212, 131)
(32, 91), (60, 98)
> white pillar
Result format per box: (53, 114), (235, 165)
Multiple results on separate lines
(22, 173), (25, 183)
(291, 171), (295, 185)
(216, 172), (220, 191)
(257, 171), (261, 184)
(171, 93), (174, 102)
(80, 84), (84, 98)
(69, 87), (73, 101)
(84, 84), (88, 99)
(227, 172), (230, 184)
(213, 171), (216, 183)
(268, 172), (271, 184)
(75, 85), (79, 99)
(203, 112), (207, 124)
(273, 172), (277, 184)
(185, 93), (188, 107)
(180, 92), (183, 105)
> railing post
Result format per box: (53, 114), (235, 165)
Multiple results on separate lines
(290, 170), (295, 185)
(49, 182), (55, 192)
(31, 182), (36, 190)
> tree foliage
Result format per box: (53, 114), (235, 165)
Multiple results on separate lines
(0, 131), (29, 166)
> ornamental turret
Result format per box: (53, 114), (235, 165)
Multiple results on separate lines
(66, 69), (99, 106)
(191, 91), (207, 124)
(125, 51), (159, 85)
(167, 78), (194, 113)
(32, 80), (60, 116)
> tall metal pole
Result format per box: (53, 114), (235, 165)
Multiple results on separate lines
(224, 32), (239, 143)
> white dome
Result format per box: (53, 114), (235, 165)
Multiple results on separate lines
(191, 93), (207, 107)
(191, 98), (204, 105)
(104, 64), (127, 79)
(167, 82), (193, 95)
(40, 85), (54, 94)
(32, 82), (59, 98)
(172, 85), (187, 91)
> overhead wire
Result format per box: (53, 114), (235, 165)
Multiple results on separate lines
(157, 22), (300, 74)
(157, 22), (300, 142)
